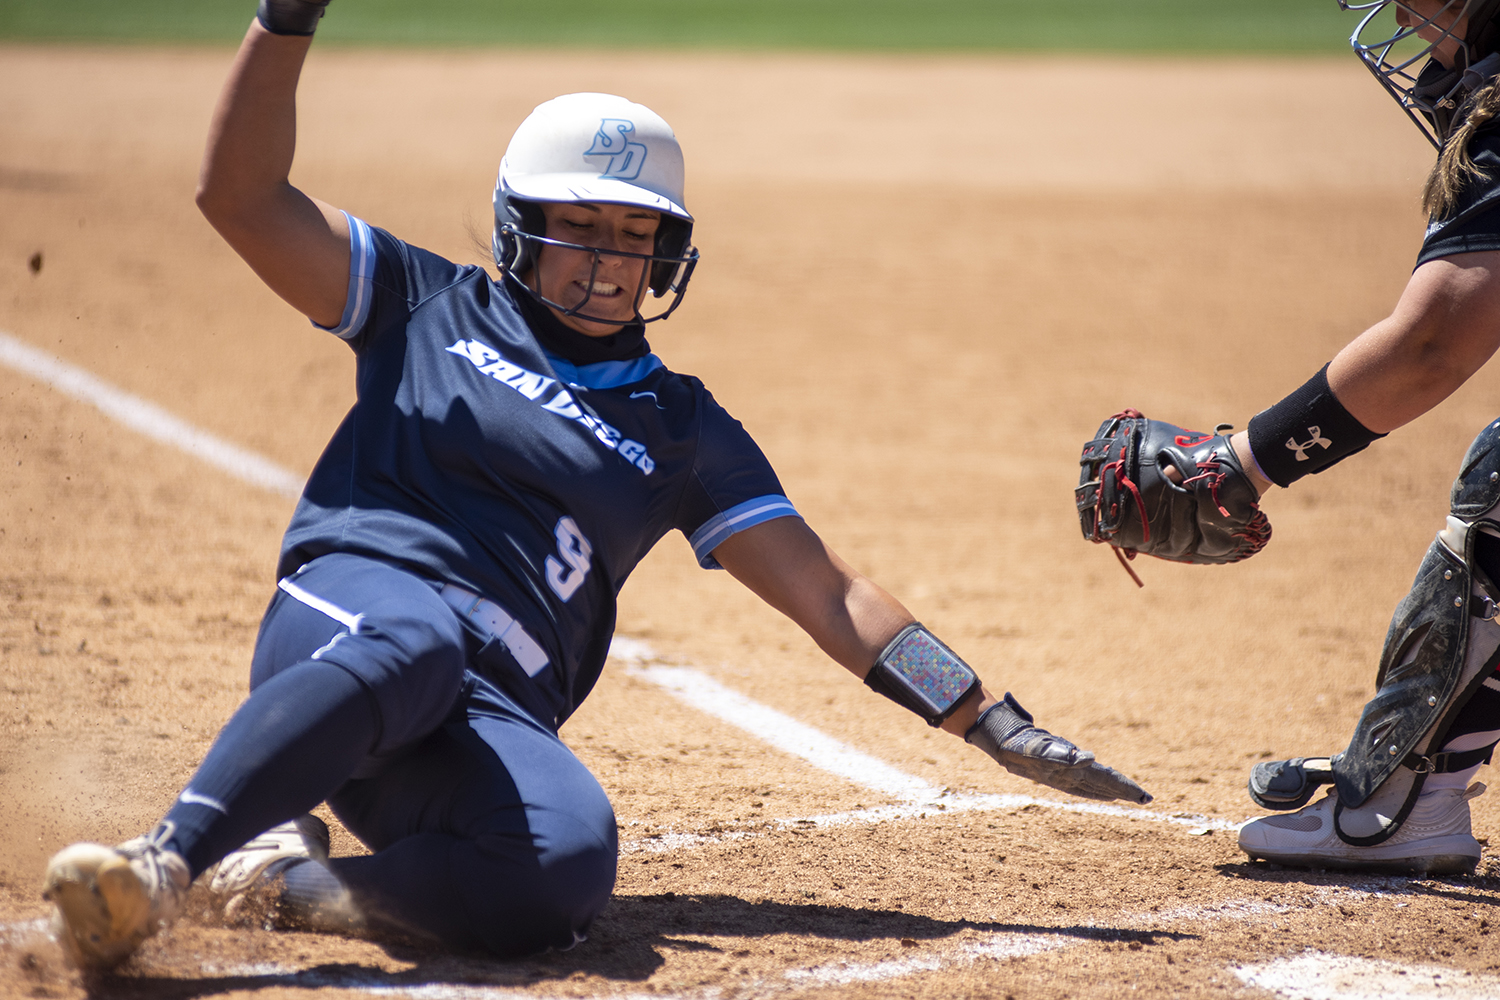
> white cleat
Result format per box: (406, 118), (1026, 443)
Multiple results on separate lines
(1238, 783), (1486, 875)
(209, 815), (330, 923)
(42, 825), (191, 968)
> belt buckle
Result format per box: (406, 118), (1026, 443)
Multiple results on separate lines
(441, 583), (483, 619)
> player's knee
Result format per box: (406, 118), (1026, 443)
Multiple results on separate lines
(528, 800), (618, 910)
(1450, 416), (1500, 588)
(466, 821), (617, 956)
(538, 826), (617, 932)
(1453, 416), (1500, 520)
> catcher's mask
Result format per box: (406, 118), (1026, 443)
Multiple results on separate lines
(492, 93), (698, 325)
(1342, 0), (1500, 147)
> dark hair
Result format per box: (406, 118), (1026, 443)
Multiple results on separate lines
(1424, 78), (1500, 218)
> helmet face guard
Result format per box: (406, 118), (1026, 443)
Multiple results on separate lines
(499, 223), (699, 325)
(1342, 0), (1500, 147)
(491, 93), (699, 327)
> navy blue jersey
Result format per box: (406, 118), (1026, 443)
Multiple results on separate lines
(1418, 121), (1500, 265)
(278, 215), (798, 719)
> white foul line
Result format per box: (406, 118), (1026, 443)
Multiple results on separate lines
(0, 330), (304, 499)
(607, 637), (1239, 839)
(126, 940), (1500, 1000)
(628, 663), (939, 802)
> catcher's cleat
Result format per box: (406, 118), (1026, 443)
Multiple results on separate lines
(1237, 783), (1486, 876)
(209, 814), (330, 924)
(43, 824), (191, 968)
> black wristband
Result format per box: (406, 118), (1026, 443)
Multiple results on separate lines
(257, 0), (330, 36)
(1247, 363), (1384, 487)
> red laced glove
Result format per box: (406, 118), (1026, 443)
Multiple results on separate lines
(1076, 409), (1271, 586)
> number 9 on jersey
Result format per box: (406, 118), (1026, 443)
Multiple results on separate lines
(545, 517), (594, 602)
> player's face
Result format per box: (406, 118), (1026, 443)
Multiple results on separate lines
(530, 201), (661, 337)
(1395, 0), (1467, 66)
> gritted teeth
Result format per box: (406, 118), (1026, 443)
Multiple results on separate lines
(578, 279), (621, 296)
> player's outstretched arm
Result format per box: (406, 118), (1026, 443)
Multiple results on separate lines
(712, 518), (1151, 803)
(1228, 250), (1500, 496)
(196, 6), (349, 328)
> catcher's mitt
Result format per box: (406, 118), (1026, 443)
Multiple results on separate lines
(1076, 409), (1271, 586)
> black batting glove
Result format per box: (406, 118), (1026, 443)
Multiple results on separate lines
(966, 693), (1153, 804)
(258, 0), (332, 36)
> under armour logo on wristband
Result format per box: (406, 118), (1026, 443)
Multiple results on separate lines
(1286, 426), (1334, 461)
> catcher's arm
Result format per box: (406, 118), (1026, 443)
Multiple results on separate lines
(1218, 254), (1500, 497)
(712, 518), (1152, 803)
(1326, 254), (1500, 434)
(1079, 259), (1500, 578)
(1216, 254), (1500, 500)
(1225, 435), (1272, 496)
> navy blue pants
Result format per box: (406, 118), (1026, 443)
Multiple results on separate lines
(161, 553), (616, 955)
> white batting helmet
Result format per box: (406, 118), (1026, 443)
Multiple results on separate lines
(492, 93), (698, 323)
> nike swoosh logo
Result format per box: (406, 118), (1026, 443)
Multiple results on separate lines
(179, 789), (229, 813)
(630, 391), (663, 408)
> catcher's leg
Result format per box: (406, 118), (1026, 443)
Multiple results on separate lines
(1239, 419), (1500, 872)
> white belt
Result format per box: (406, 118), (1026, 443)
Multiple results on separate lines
(439, 584), (550, 678)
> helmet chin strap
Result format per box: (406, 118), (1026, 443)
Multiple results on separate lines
(500, 226), (695, 325)
(513, 251), (646, 329)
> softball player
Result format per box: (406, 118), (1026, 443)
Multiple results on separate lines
(1146, 0), (1500, 873)
(40, 0), (1148, 967)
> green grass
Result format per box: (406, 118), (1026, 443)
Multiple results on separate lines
(0, 0), (1360, 53)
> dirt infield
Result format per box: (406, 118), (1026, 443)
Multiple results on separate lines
(4, 41), (1500, 999)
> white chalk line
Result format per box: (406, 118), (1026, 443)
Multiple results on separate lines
(607, 636), (1241, 852)
(170, 882), (1474, 999)
(0, 330), (305, 499)
(618, 791), (1237, 858)
(1234, 949), (1500, 1000)
(627, 662), (937, 801)
(3, 336), (1472, 998)
(781, 932), (1072, 989)
(6, 884), (1442, 1000)
(775, 888), (1417, 994)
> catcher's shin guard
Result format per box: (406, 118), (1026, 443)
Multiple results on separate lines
(1250, 420), (1500, 833)
(1288, 420), (1500, 845)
